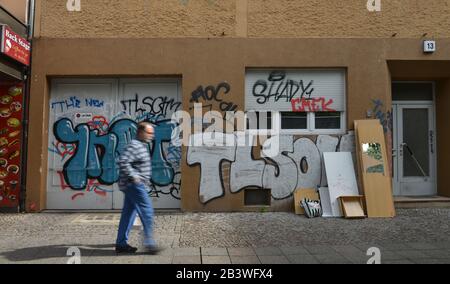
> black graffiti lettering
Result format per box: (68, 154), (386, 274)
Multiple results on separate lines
(252, 80), (269, 104)
(268, 71), (286, 82)
(190, 82), (231, 103)
(121, 94), (181, 117)
(220, 101), (238, 112)
(216, 82), (231, 100)
(190, 86), (205, 103)
(204, 85), (217, 101)
(268, 71), (287, 102)
(275, 80), (299, 102)
(300, 80), (315, 99)
(190, 82), (237, 112)
(252, 71), (315, 104)
(120, 93), (139, 115)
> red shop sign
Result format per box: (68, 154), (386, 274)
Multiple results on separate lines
(1, 25), (30, 66)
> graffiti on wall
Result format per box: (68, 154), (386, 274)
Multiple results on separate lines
(371, 99), (393, 176)
(190, 82), (238, 113)
(120, 93), (181, 121)
(251, 71), (335, 112)
(49, 89), (182, 203)
(372, 99), (392, 134)
(189, 82), (239, 131)
(291, 97), (335, 112)
(252, 71), (316, 104)
(51, 96), (105, 112)
(187, 132), (355, 204)
(247, 70), (344, 113)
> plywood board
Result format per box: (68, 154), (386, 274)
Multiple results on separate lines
(354, 120), (396, 218)
(294, 188), (319, 215)
(339, 196), (366, 218)
(323, 152), (359, 217)
(319, 187), (333, 217)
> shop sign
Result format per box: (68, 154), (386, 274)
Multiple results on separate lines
(1, 25), (31, 66)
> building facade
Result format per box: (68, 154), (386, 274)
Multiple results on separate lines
(25, 0), (450, 212)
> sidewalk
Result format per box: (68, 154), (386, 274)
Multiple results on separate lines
(0, 209), (449, 264)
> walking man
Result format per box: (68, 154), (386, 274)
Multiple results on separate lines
(115, 122), (161, 254)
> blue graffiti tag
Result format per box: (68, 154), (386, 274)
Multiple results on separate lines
(53, 118), (179, 190)
(372, 99), (393, 133)
(151, 120), (178, 186)
(51, 96), (81, 112)
(85, 98), (105, 108)
(53, 118), (136, 189)
(51, 97), (106, 112)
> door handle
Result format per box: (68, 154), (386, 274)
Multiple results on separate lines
(392, 149), (397, 157)
(429, 130), (434, 154)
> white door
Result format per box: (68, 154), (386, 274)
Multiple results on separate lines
(392, 104), (436, 196)
(47, 78), (182, 210)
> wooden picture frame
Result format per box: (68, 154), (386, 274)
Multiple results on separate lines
(339, 196), (366, 219)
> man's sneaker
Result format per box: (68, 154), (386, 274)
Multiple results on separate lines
(143, 245), (163, 255)
(115, 244), (138, 254)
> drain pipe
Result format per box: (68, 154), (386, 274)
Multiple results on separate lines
(19, 0), (35, 213)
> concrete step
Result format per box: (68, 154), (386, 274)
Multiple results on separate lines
(394, 196), (450, 208)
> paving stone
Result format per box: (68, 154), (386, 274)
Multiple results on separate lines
(332, 245), (364, 255)
(258, 255), (289, 264)
(346, 256), (369, 264)
(112, 255), (144, 264)
(305, 245), (334, 255)
(202, 256), (231, 264)
(280, 246), (309, 255)
(382, 259), (415, 264)
(201, 248), (228, 256)
(405, 242), (438, 250)
(230, 255), (261, 264)
(227, 247), (256, 256)
(379, 243), (412, 251)
(412, 258), (446, 264)
(354, 243), (385, 252)
(174, 247), (200, 256)
(82, 256), (115, 264)
(432, 242), (450, 249)
(142, 255), (173, 264)
(395, 250), (430, 260)
(380, 250), (405, 261)
(314, 254), (352, 264)
(421, 250), (450, 259)
(172, 255), (201, 264)
(286, 254), (319, 264)
(254, 247), (283, 256)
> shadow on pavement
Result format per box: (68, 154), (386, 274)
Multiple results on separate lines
(0, 244), (122, 262)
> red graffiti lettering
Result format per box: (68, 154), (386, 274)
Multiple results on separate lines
(291, 98), (336, 112)
(57, 171), (110, 199)
(56, 142), (76, 159)
(71, 193), (85, 200)
(94, 187), (107, 197)
(57, 171), (71, 191)
(87, 116), (109, 134)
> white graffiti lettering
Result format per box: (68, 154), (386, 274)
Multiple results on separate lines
(188, 132), (355, 204)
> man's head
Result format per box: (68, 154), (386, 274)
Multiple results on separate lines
(136, 122), (154, 142)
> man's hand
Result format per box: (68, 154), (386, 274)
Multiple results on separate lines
(131, 177), (141, 184)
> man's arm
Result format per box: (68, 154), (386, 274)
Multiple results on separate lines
(119, 142), (141, 183)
